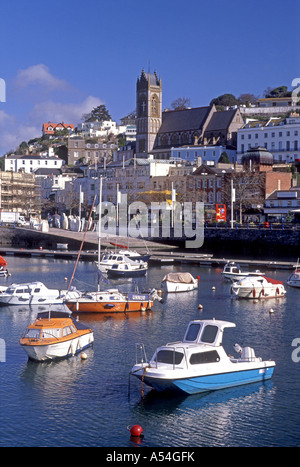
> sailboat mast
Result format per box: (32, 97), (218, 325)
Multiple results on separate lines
(97, 176), (103, 291)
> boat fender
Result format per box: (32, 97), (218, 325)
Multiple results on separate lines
(253, 288), (256, 298)
(261, 288), (264, 296)
(197, 275), (200, 282)
(276, 287), (279, 295)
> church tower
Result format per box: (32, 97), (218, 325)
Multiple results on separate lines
(136, 69), (162, 158)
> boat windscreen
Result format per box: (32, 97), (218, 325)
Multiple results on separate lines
(156, 349), (184, 365)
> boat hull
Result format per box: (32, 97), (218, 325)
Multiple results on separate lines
(232, 286), (285, 299)
(0, 290), (81, 306)
(161, 282), (198, 293)
(21, 331), (94, 362)
(287, 281), (300, 288)
(134, 365), (275, 395)
(107, 269), (147, 278)
(222, 272), (248, 282)
(65, 299), (153, 313)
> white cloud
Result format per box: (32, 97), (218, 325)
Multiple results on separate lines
(0, 96), (104, 154)
(0, 110), (13, 125)
(14, 64), (69, 90)
(0, 64), (105, 154)
(28, 95), (103, 125)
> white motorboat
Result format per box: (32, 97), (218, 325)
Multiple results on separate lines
(0, 281), (81, 306)
(287, 260), (300, 288)
(161, 272), (199, 293)
(222, 261), (263, 282)
(98, 252), (148, 272)
(231, 275), (286, 299)
(109, 242), (151, 262)
(131, 319), (275, 395)
(20, 311), (94, 361)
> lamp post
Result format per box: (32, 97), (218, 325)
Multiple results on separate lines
(231, 178), (235, 229)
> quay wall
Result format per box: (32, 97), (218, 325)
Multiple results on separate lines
(148, 226), (299, 259)
(0, 226), (298, 260)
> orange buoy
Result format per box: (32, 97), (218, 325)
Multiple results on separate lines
(128, 424), (143, 437)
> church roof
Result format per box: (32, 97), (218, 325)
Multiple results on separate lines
(158, 106), (212, 133)
(205, 109), (238, 132)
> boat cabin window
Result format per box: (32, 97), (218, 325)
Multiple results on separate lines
(63, 326), (75, 336)
(33, 288), (41, 293)
(24, 328), (41, 339)
(201, 325), (219, 344)
(156, 349), (184, 365)
(190, 350), (220, 365)
(16, 288), (30, 294)
(41, 328), (61, 339)
(185, 323), (202, 342)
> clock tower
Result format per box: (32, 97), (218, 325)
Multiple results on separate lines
(136, 69), (162, 158)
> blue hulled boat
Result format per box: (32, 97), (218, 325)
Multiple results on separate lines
(131, 319), (275, 395)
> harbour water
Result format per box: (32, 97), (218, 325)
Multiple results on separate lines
(0, 255), (299, 447)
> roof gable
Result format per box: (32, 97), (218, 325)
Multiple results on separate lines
(205, 109), (238, 132)
(158, 106), (212, 133)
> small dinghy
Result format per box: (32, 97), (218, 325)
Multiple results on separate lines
(161, 272), (199, 293)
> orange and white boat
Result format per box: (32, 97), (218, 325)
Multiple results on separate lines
(65, 288), (162, 313)
(20, 312), (94, 361)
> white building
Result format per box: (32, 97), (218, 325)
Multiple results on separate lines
(34, 169), (77, 203)
(171, 145), (237, 165)
(77, 120), (136, 142)
(237, 115), (300, 164)
(264, 188), (300, 221)
(5, 154), (63, 173)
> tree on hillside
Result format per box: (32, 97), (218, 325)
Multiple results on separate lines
(171, 97), (191, 110)
(238, 93), (258, 106)
(210, 93), (240, 109)
(18, 141), (28, 154)
(82, 104), (112, 122)
(264, 85), (291, 98)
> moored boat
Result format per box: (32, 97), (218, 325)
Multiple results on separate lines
(0, 281), (81, 306)
(98, 253), (148, 274)
(106, 259), (148, 277)
(130, 319), (275, 395)
(65, 288), (162, 313)
(221, 261), (264, 282)
(20, 311), (94, 361)
(231, 275), (286, 299)
(161, 272), (199, 293)
(0, 256), (9, 277)
(287, 259), (300, 288)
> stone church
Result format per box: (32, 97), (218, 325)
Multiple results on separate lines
(135, 69), (243, 159)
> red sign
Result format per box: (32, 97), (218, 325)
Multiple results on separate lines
(216, 204), (226, 222)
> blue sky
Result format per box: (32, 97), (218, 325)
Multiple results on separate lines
(0, 0), (299, 155)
